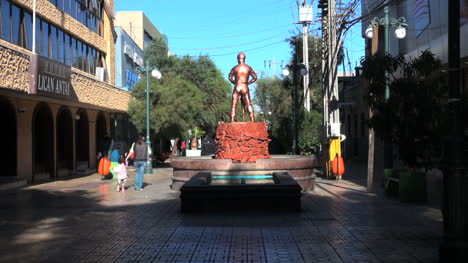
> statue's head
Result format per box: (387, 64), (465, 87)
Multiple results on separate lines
(237, 52), (246, 63)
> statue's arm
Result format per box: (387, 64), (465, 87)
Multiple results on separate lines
(248, 67), (257, 84)
(228, 68), (236, 84)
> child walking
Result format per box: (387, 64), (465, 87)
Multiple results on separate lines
(113, 156), (128, 192)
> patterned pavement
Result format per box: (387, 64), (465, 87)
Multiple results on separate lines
(0, 163), (442, 263)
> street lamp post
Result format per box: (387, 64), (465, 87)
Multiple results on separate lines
(364, 6), (407, 100)
(364, 6), (407, 169)
(282, 64), (308, 155)
(136, 61), (162, 175)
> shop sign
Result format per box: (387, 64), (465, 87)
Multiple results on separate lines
(29, 54), (73, 99)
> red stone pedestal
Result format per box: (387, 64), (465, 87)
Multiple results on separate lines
(215, 122), (271, 163)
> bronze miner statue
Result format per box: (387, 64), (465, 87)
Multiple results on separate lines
(229, 52), (257, 122)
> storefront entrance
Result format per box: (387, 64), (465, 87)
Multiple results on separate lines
(0, 98), (17, 177)
(57, 107), (74, 177)
(32, 103), (54, 182)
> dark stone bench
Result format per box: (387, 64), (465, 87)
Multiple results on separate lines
(180, 172), (302, 212)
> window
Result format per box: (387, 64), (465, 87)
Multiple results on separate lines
(23, 11), (32, 50)
(1, 0), (11, 42)
(41, 20), (49, 57)
(64, 0), (70, 14)
(64, 33), (71, 65)
(0, 1), (104, 72)
(83, 44), (89, 72)
(77, 40), (82, 69)
(70, 0), (76, 19)
(57, 0), (63, 10)
(89, 47), (95, 75)
(50, 25), (58, 60)
(76, 3), (82, 23)
(143, 31), (153, 49)
(57, 29), (64, 63)
(11, 4), (20, 45)
(80, 4), (86, 25)
(72, 37), (77, 67)
(34, 17), (40, 52)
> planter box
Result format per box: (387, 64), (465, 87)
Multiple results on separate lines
(399, 170), (427, 202)
(384, 168), (427, 202)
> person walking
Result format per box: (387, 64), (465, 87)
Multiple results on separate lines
(113, 156), (128, 192)
(109, 144), (121, 179)
(181, 140), (186, 156)
(126, 134), (152, 191)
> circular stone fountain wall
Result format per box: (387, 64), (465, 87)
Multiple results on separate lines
(171, 155), (316, 192)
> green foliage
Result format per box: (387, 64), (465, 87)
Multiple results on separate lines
(286, 34), (323, 111)
(298, 110), (322, 155)
(253, 34), (324, 154)
(128, 39), (231, 140)
(361, 50), (448, 168)
(254, 77), (292, 152)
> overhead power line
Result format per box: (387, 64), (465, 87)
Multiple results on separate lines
(166, 23), (295, 40)
(170, 33), (290, 51)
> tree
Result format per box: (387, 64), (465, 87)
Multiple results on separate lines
(298, 110), (322, 155)
(128, 71), (203, 139)
(128, 38), (231, 143)
(253, 34), (324, 155)
(254, 76), (292, 152)
(362, 50), (447, 169)
(287, 34), (323, 154)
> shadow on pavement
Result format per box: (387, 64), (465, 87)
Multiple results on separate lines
(0, 174), (443, 263)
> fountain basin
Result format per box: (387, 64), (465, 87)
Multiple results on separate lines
(171, 155), (316, 192)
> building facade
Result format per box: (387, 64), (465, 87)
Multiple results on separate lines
(114, 26), (143, 91)
(114, 11), (163, 52)
(338, 71), (370, 161)
(361, 0), (467, 87)
(0, 0), (131, 184)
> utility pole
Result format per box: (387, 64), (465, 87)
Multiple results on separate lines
(298, 2), (313, 111)
(328, 0), (339, 127)
(318, 0), (340, 177)
(319, 0), (331, 176)
(318, 0), (357, 177)
(302, 0), (310, 111)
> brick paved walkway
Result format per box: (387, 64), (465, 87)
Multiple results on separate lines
(0, 164), (441, 262)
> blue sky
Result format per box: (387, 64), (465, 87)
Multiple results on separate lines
(115, 0), (365, 80)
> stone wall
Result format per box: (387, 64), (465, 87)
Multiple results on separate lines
(0, 42), (130, 112)
(0, 44), (30, 93)
(71, 71), (130, 111)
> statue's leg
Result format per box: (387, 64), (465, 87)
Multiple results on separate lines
(241, 98), (246, 121)
(243, 91), (255, 122)
(231, 91), (240, 122)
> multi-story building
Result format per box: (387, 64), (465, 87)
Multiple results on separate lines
(114, 26), (144, 91)
(114, 11), (163, 52)
(338, 71), (369, 161)
(350, 0), (468, 165)
(0, 0), (131, 184)
(361, 0), (467, 88)
(113, 11), (165, 93)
